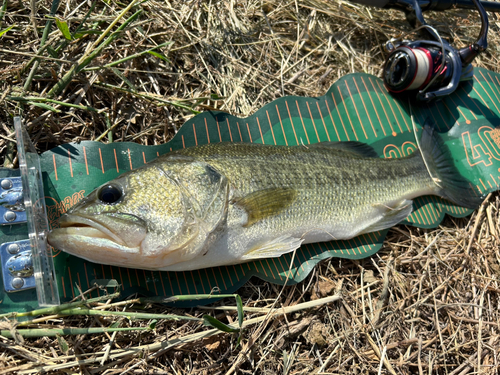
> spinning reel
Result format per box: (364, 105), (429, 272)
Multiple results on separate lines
(351, 0), (495, 102)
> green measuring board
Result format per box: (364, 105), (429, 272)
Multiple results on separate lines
(2, 68), (500, 312)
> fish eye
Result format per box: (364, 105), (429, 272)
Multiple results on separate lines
(98, 184), (123, 204)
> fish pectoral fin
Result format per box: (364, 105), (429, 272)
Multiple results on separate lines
(311, 141), (378, 158)
(234, 188), (297, 227)
(241, 235), (304, 260)
(361, 199), (413, 234)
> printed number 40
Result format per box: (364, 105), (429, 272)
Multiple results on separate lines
(462, 130), (493, 167)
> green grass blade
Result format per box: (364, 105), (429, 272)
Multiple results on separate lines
(46, 45), (59, 58)
(56, 335), (70, 354)
(84, 42), (172, 71)
(8, 96), (97, 112)
(0, 0), (7, 24)
(95, 82), (201, 114)
(203, 315), (240, 333)
(147, 50), (170, 63)
(72, 29), (101, 39)
(158, 293), (245, 303)
(58, 308), (201, 322)
(0, 292), (120, 319)
(110, 67), (137, 90)
(27, 101), (61, 113)
(0, 24), (14, 38)
(1, 326), (151, 338)
(55, 18), (72, 40)
(235, 295), (244, 329)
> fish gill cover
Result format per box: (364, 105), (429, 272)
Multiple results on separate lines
(1, 68), (500, 311)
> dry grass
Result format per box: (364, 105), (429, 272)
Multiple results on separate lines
(2, 0), (500, 374)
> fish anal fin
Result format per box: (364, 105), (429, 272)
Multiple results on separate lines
(361, 199), (413, 234)
(234, 188), (297, 227)
(241, 235), (303, 260)
(312, 141), (378, 158)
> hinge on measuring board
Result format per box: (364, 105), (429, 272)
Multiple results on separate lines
(0, 177), (27, 225)
(0, 240), (35, 292)
(0, 177), (34, 292)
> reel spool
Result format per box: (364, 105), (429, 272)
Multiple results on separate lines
(384, 45), (452, 93)
(383, 35), (462, 101)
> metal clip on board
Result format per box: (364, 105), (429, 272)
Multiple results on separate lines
(0, 117), (60, 307)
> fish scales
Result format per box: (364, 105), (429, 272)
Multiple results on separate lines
(178, 142), (432, 236)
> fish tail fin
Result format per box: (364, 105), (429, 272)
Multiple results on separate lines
(419, 121), (484, 209)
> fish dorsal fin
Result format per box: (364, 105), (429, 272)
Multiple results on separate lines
(360, 199), (413, 234)
(234, 188), (297, 227)
(241, 235), (304, 260)
(312, 141), (378, 158)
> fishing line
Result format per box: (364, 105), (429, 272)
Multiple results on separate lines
(300, 228), (338, 241)
(411, 25), (446, 97)
(409, 104), (443, 188)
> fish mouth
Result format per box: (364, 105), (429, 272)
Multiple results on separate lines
(56, 214), (128, 246)
(47, 213), (148, 268)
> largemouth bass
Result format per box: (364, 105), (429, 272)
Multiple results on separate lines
(47, 126), (482, 271)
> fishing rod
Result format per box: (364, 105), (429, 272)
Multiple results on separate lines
(353, 0), (500, 13)
(350, 0), (497, 101)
